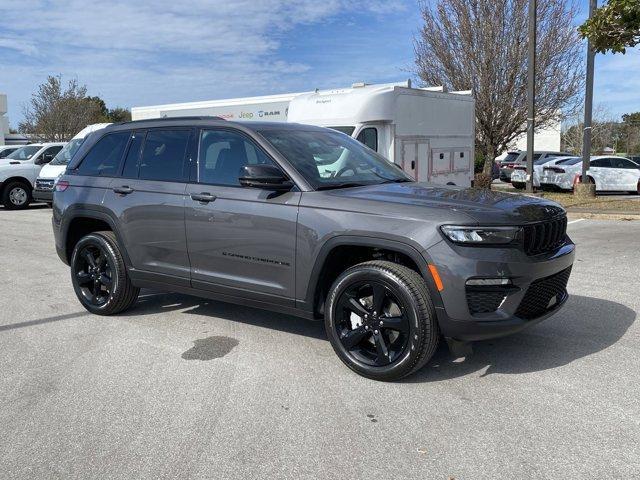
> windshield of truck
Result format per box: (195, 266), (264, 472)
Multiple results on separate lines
(328, 126), (355, 136)
(50, 138), (84, 165)
(6, 145), (41, 160)
(258, 128), (411, 190)
(502, 152), (520, 163)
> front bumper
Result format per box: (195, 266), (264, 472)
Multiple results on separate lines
(424, 238), (575, 341)
(33, 189), (53, 202)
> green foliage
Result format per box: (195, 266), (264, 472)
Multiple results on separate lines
(578, 0), (640, 54)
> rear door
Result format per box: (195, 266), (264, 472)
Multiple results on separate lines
(184, 128), (299, 304)
(587, 158), (611, 190)
(104, 128), (193, 284)
(608, 158), (640, 190)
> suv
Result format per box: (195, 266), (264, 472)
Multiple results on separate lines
(499, 150), (572, 182)
(0, 142), (65, 209)
(52, 118), (575, 381)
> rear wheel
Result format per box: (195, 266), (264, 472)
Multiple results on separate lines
(325, 261), (439, 381)
(70, 231), (139, 315)
(2, 181), (32, 210)
(512, 182), (525, 190)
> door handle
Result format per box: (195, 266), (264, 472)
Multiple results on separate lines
(191, 192), (216, 203)
(113, 186), (134, 195)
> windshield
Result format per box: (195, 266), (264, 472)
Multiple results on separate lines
(328, 126), (355, 136)
(258, 128), (411, 189)
(6, 145), (41, 160)
(50, 138), (84, 165)
(502, 152), (520, 163)
(557, 157), (582, 166)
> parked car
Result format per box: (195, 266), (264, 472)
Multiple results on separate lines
(0, 145), (20, 158)
(52, 117), (575, 381)
(34, 124), (111, 205)
(511, 156), (579, 189)
(499, 150), (573, 182)
(0, 142), (65, 209)
(539, 156), (640, 193)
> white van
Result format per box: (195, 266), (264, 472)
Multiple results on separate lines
(33, 123), (111, 205)
(132, 81), (475, 186)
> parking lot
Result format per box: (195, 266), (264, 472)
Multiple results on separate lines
(0, 207), (638, 479)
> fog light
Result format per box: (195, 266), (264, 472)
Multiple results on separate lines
(466, 278), (512, 286)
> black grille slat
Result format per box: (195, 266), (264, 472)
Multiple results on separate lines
(523, 215), (567, 255)
(515, 267), (572, 320)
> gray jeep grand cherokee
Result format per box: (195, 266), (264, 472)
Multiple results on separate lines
(52, 117), (574, 381)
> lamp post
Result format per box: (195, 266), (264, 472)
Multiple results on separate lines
(525, 0), (537, 193)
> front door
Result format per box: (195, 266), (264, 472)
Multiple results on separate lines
(185, 128), (299, 305)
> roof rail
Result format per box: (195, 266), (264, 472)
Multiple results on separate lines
(115, 115), (227, 125)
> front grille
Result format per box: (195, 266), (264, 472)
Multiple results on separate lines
(515, 267), (571, 320)
(466, 290), (507, 315)
(523, 216), (567, 255)
(35, 179), (55, 191)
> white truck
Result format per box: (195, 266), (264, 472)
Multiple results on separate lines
(132, 81), (475, 186)
(0, 142), (65, 209)
(33, 123), (111, 205)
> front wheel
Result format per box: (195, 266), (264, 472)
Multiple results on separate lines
(2, 181), (32, 210)
(70, 231), (139, 315)
(325, 261), (439, 381)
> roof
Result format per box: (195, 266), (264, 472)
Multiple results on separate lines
(104, 117), (329, 133)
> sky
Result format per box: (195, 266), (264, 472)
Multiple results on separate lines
(0, 0), (638, 128)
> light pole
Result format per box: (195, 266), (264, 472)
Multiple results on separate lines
(578, 0), (597, 198)
(525, 0), (537, 193)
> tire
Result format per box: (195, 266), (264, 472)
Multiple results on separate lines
(2, 181), (32, 210)
(70, 231), (139, 315)
(325, 260), (439, 381)
(512, 182), (525, 190)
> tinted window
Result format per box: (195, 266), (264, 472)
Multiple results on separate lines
(77, 132), (130, 176)
(610, 158), (637, 169)
(121, 131), (145, 178)
(139, 129), (190, 182)
(199, 129), (275, 186)
(40, 145), (63, 162)
(356, 127), (378, 151)
(590, 158), (612, 168)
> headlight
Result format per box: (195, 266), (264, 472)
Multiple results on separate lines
(440, 226), (521, 245)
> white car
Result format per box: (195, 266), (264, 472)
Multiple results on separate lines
(510, 156), (579, 189)
(539, 155), (640, 193)
(0, 142), (65, 209)
(0, 145), (20, 159)
(33, 123), (111, 205)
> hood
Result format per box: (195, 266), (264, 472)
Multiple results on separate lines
(38, 163), (67, 179)
(324, 182), (565, 225)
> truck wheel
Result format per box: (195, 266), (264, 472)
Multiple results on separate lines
(325, 260), (439, 381)
(512, 182), (525, 190)
(2, 181), (32, 210)
(70, 231), (139, 315)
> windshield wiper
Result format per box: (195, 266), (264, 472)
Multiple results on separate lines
(316, 182), (367, 191)
(380, 178), (412, 184)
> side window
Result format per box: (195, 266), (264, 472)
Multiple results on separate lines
(590, 158), (611, 168)
(121, 131), (145, 178)
(356, 127), (378, 152)
(199, 129), (275, 186)
(611, 158), (635, 169)
(44, 146), (63, 159)
(77, 132), (130, 176)
(139, 129), (190, 182)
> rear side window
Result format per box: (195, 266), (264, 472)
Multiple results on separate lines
(139, 129), (190, 182)
(356, 127), (378, 152)
(590, 158), (612, 168)
(77, 132), (130, 176)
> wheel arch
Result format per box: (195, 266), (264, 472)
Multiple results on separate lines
(1, 176), (33, 193)
(62, 208), (132, 267)
(302, 235), (442, 317)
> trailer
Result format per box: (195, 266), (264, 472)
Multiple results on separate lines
(131, 81), (475, 186)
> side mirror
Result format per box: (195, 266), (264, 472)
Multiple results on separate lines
(239, 164), (293, 191)
(37, 153), (54, 165)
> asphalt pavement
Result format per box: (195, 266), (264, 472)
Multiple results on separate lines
(0, 207), (638, 479)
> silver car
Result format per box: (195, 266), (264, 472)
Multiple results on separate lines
(540, 156), (640, 192)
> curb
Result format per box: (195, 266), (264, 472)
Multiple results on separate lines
(566, 210), (640, 221)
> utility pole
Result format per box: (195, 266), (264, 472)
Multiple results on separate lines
(525, 0), (537, 193)
(578, 0), (597, 198)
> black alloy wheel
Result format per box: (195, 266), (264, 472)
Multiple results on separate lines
(74, 244), (114, 307)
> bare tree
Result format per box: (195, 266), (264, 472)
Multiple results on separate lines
(414, 0), (584, 174)
(562, 105), (625, 154)
(19, 75), (103, 141)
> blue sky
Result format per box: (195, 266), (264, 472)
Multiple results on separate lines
(0, 0), (637, 127)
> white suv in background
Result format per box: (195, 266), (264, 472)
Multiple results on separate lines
(0, 142), (65, 209)
(33, 124), (111, 205)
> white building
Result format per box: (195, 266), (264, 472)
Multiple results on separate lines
(511, 118), (562, 152)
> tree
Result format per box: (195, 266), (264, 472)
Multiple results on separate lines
(561, 106), (621, 154)
(19, 75), (103, 141)
(414, 0), (584, 175)
(578, 0), (640, 54)
(622, 111), (640, 153)
(107, 107), (131, 123)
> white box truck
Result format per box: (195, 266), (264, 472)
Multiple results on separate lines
(131, 81), (475, 186)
